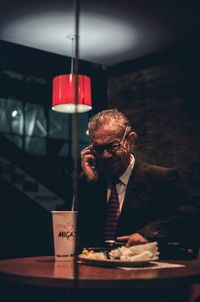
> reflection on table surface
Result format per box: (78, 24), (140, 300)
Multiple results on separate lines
(0, 256), (200, 302)
(0, 256), (200, 287)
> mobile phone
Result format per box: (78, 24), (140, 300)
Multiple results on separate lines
(88, 157), (96, 167)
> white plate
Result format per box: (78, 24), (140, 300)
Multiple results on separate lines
(78, 254), (159, 267)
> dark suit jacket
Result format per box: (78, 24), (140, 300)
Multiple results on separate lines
(77, 160), (200, 252)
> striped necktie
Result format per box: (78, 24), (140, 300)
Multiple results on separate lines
(105, 182), (120, 241)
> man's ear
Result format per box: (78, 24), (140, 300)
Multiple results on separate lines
(128, 131), (137, 143)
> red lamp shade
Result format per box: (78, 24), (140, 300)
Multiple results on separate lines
(52, 74), (92, 113)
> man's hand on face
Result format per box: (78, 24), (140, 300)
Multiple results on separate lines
(117, 233), (149, 247)
(81, 146), (99, 182)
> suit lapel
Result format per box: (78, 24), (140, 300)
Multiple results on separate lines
(118, 161), (153, 227)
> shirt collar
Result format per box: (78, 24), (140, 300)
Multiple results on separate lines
(119, 154), (135, 186)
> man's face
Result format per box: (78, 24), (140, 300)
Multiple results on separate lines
(90, 124), (132, 179)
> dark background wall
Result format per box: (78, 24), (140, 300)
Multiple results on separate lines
(107, 41), (200, 196)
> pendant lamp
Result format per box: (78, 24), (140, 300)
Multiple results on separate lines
(52, 35), (92, 113)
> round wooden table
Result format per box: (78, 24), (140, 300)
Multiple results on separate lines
(0, 256), (200, 302)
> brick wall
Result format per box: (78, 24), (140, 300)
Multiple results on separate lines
(107, 46), (200, 196)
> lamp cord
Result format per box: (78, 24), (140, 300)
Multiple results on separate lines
(72, 0), (80, 295)
(71, 36), (74, 74)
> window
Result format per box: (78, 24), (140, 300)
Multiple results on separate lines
(0, 97), (90, 157)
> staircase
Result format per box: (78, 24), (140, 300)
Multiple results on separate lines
(0, 134), (69, 259)
(0, 154), (65, 211)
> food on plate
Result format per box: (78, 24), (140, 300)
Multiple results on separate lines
(81, 248), (108, 260)
(109, 241), (159, 261)
(80, 242), (159, 262)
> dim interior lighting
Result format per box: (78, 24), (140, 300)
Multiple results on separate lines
(52, 35), (92, 113)
(11, 109), (21, 118)
(11, 110), (18, 118)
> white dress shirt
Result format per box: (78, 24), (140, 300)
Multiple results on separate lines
(107, 154), (135, 212)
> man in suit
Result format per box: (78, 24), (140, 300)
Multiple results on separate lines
(78, 108), (199, 257)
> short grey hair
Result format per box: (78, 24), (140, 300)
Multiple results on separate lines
(88, 108), (132, 136)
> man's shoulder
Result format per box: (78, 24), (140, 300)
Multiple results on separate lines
(135, 161), (178, 183)
(141, 162), (175, 174)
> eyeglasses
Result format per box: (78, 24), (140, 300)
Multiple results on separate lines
(91, 126), (128, 154)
